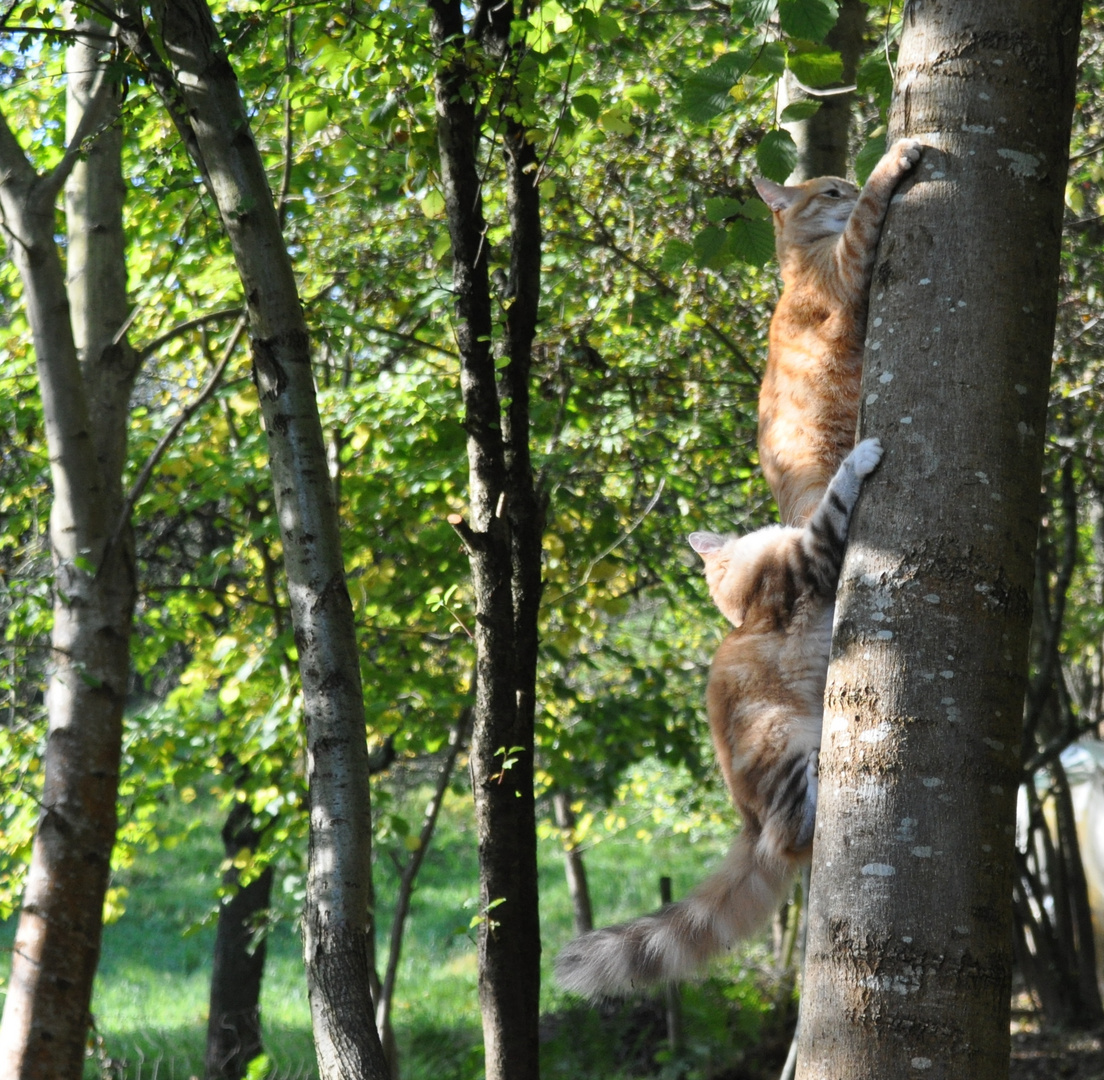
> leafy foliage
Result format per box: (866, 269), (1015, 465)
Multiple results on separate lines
(2, 0), (1104, 1072)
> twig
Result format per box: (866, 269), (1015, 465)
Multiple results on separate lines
(545, 479), (665, 604)
(109, 315), (247, 552)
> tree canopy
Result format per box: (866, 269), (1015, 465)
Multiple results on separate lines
(2, 1), (1104, 1078)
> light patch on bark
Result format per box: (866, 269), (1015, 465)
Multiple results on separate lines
(996, 148), (1042, 177)
(861, 863), (896, 877)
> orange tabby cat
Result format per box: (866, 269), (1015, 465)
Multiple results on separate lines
(754, 139), (920, 526)
(555, 438), (883, 997)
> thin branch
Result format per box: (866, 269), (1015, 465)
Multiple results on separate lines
(136, 306), (244, 360)
(38, 32), (119, 203)
(111, 0), (214, 199)
(110, 315), (247, 551)
(564, 204), (760, 381)
(785, 77), (858, 98)
(375, 708), (472, 1042)
(1068, 138), (1104, 164)
(447, 512), (481, 553)
(544, 479), (666, 605)
(277, 10), (295, 230)
(361, 319), (458, 359)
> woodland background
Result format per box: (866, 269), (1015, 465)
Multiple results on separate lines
(1, 0), (1104, 1078)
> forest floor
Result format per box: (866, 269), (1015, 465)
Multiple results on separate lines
(1009, 995), (1104, 1080)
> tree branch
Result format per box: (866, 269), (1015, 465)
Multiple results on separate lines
(110, 314), (246, 553)
(110, 0), (214, 199)
(38, 33), (119, 203)
(136, 306), (244, 360)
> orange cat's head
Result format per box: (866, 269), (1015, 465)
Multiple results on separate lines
(753, 175), (859, 251)
(689, 527), (791, 629)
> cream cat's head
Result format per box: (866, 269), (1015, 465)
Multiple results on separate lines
(689, 527), (791, 629)
(754, 175), (860, 244)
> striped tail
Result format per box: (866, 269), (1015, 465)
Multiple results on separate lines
(555, 832), (796, 998)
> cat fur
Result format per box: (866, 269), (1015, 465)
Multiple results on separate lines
(554, 438), (884, 997)
(754, 140), (919, 526)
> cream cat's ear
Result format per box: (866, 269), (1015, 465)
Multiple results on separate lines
(754, 178), (799, 213)
(689, 531), (725, 557)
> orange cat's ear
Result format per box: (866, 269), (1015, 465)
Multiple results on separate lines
(689, 531), (725, 559)
(753, 177), (797, 213)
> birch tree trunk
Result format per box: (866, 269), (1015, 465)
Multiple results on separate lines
(430, 1), (545, 1074)
(122, 3), (389, 1076)
(0, 13), (140, 1078)
(797, 2), (1082, 1077)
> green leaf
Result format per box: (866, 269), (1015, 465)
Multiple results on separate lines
(431, 231), (452, 261)
(596, 14), (621, 42)
(778, 0), (839, 42)
(740, 0), (778, 22)
(680, 51), (756, 124)
(571, 93), (600, 120)
(749, 42), (786, 77)
(857, 49), (894, 105)
(625, 82), (661, 111)
(659, 239), (693, 273)
(854, 133), (887, 185)
(692, 225), (732, 270)
(779, 100), (822, 123)
(756, 129), (798, 182)
(787, 46), (843, 88)
(727, 216), (776, 267)
(303, 106), (329, 136)
(598, 106), (634, 137)
(420, 190), (445, 219)
(704, 196), (743, 224)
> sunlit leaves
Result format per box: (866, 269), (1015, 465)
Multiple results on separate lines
(756, 128), (799, 181)
(778, 0), (840, 42)
(681, 50), (758, 124)
(787, 46), (843, 88)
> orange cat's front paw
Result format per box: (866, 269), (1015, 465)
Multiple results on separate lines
(891, 138), (923, 171)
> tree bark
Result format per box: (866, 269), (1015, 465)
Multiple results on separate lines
(780, 0), (867, 182)
(205, 795), (274, 1080)
(126, 4), (390, 1077)
(430, 2), (545, 1075)
(796, 3), (1082, 1078)
(552, 792), (594, 935)
(0, 14), (140, 1078)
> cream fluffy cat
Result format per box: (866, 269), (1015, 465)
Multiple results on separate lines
(555, 438), (883, 996)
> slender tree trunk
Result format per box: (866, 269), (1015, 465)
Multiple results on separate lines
(0, 15), (140, 1078)
(780, 0), (867, 182)
(430, 3), (545, 1075)
(796, 3), (1082, 1078)
(375, 713), (469, 1077)
(205, 793), (274, 1080)
(552, 792), (594, 935)
(121, 4), (389, 1076)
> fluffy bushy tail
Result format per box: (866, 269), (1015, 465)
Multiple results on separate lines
(555, 832), (796, 998)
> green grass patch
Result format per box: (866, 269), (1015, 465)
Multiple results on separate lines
(4, 772), (791, 1080)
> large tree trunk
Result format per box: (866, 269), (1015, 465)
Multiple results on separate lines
(430, 2), (545, 1075)
(0, 15), (140, 1078)
(796, 2), (1082, 1078)
(122, 4), (389, 1077)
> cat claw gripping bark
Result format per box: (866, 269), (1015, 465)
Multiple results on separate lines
(555, 439), (884, 997)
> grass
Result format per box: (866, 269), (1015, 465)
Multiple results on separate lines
(3, 772), (789, 1080)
